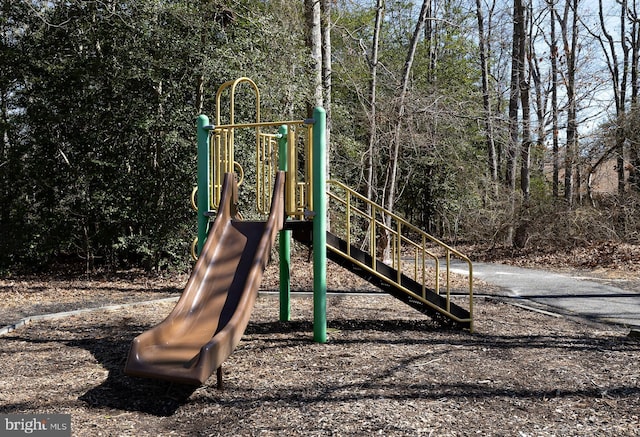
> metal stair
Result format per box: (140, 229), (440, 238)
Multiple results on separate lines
(288, 220), (472, 330)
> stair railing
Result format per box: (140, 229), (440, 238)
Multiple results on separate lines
(327, 180), (473, 329)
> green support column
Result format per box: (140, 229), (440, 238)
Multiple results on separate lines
(196, 114), (211, 256)
(278, 125), (291, 322)
(312, 107), (327, 343)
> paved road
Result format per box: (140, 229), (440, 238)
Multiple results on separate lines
(451, 261), (640, 329)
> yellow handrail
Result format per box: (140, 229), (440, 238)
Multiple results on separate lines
(327, 180), (473, 331)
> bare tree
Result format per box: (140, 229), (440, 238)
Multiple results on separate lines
(507, 0), (524, 196)
(609, 0), (628, 196)
(502, 0), (525, 245)
(556, 0), (580, 205)
(382, 0), (431, 261)
(520, 0), (532, 202)
(425, 0), (437, 83)
(631, 1), (640, 105)
(529, 6), (550, 178)
(549, 0), (561, 198)
(581, 0), (640, 197)
(585, 0), (634, 196)
(629, 0), (640, 189)
(475, 0), (499, 188)
(366, 0), (384, 203)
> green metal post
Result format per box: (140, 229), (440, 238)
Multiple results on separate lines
(278, 125), (291, 322)
(312, 107), (327, 343)
(197, 114), (211, 256)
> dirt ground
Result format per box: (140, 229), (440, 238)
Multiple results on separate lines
(1, 248), (639, 436)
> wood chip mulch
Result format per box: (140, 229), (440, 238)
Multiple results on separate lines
(1, 267), (639, 436)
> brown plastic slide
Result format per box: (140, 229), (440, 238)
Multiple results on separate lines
(124, 171), (285, 385)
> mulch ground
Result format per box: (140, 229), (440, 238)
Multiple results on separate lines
(1, 251), (639, 436)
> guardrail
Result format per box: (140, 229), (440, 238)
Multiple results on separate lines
(327, 180), (473, 328)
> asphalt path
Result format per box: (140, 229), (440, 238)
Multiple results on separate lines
(450, 261), (640, 329)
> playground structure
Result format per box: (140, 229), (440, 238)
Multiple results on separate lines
(124, 78), (474, 386)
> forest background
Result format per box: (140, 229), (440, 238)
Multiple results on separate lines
(1, 0), (639, 273)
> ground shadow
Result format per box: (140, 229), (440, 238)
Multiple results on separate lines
(1, 326), (198, 416)
(70, 324), (199, 417)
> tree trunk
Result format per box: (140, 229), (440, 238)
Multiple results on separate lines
(196, 73), (205, 115)
(382, 0), (431, 262)
(305, 0), (323, 109)
(507, 0), (524, 194)
(505, 0), (524, 245)
(618, 0), (629, 196)
(367, 0), (384, 203)
(597, 0), (628, 196)
(629, 1), (640, 189)
(475, 0), (498, 188)
(321, 0), (332, 175)
(520, 1), (531, 202)
(557, 0), (579, 205)
(529, 23), (547, 177)
(425, 0), (436, 83)
(550, 0), (560, 198)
